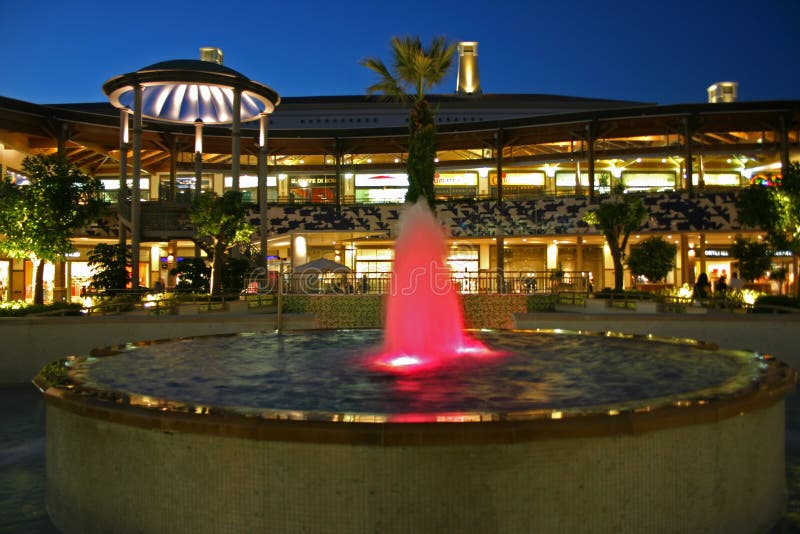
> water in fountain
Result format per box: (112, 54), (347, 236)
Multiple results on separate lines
(372, 201), (495, 372)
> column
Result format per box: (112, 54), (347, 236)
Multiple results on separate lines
(494, 129), (504, 203)
(680, 233), (691, 287)
(495, 129), (504, 293)
(586, 121), (596, 199)
(169, 135), (177, 201)
(779, 112), (791, 175)
(231, 88), (242, 191)
(698, 233), (706, 278)
(118, 109), (129, 247)
(258, 113), (269, 268)
(194, 119), (203, 199)
(131, 84), (142, 289)
(683, 116), (694, 195)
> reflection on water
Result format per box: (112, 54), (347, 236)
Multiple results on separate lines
(74, 330), (754, 417)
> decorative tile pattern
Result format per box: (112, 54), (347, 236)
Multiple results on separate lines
(246, 192), (742, 238)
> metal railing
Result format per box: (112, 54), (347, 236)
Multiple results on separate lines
(243, 270), (592, 296)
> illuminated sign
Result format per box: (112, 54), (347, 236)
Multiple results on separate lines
(704, 249), (730, 257)
(490, 172), (546, 186)
(224, 175), (277, 188)
(434, 172), (478, 186)
(355, 173), (409, 187)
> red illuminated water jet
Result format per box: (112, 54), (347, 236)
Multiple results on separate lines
(371, 202), (496, 373)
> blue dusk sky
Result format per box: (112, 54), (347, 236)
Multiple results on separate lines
(1, 0), (798, 106)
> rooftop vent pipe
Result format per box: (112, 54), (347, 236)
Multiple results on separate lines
(199, 47), (224, 65)
(456, 41), (481, 95)
(707, 81), (738, 103)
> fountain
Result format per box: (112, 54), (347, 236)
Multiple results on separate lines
(374, 201), (494, 372)
(36, 203), (796, 533)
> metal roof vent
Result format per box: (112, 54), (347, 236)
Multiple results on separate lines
(456, 41), (481, 95)
(199, 47), (224, 65)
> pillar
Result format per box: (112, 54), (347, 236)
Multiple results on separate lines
(683, 116), (694, 195)
(258, 113), (269, 268)
(495, 129), (505, 293)
(779, 112), (791, 174)
(231, 88), (242, 191)
(118, 109), (129, 247)
(494, 129), (504, 203)
(169, 135), (177, 201)
(680, 234), (691, 286)
(586, 121), (596, 199)
(131, 84), (142, 289)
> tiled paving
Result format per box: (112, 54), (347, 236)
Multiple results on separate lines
(1, 384), (797, 533)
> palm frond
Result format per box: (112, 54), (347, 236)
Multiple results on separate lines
(363, 35), (456, 102)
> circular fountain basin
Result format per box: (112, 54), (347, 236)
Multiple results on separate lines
(37, 329), (796, 533)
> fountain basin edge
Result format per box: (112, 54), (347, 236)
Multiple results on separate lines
(38, 329), (797, 533)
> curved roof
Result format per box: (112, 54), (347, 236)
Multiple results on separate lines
(103, 59), (280, 125)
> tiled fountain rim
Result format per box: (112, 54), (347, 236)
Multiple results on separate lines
(36, 329), (797, 446)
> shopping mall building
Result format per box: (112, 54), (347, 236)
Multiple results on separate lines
(0, 44), (798, 301)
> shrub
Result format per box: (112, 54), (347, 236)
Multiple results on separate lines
(0, 300), (83, 317)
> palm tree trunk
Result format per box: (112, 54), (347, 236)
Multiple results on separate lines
(406, 100), (437, 207)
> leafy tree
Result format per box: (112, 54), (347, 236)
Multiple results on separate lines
(0, 154), (103, 304)
(87, 243), (131, 294)
(582, 186), (647, 290)
(170, 258), (210, 293)
(736, 161), (800, 294)
(221, 256), (253, 294)
(627, 237), (677, 283)
(190, 191), (254, 295)
(731, 237), (772, 282)
(361, 36), (456, 207)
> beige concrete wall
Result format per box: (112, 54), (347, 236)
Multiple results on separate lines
(46, 401), (786, 533)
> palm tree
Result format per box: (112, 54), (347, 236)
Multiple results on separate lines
(361, 36), (457, 207)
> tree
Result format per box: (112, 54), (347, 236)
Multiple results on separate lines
(582, 186), (647, 290)
(190, 191), (254, 295)
(0, 154), (103, 304)
(627, 237), (677, 283)
(361, 36), (457, 207)
(87, 243), (131, 294)
(170, 258), (210, 293)
(736, 161), (800, 294)
(731, 237), (772, 282)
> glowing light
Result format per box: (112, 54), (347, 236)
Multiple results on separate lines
(389, 356), (422, 367)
